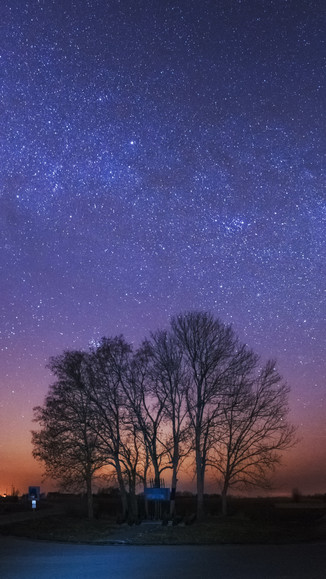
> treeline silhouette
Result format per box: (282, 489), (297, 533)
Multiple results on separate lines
(32, 311), (295, 519)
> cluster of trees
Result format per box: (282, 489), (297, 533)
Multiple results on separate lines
(32, 311), (296, 519)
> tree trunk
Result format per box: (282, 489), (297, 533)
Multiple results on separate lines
(129, 491), (138, 519)
(169, 448), (179, 518)
(143, 484), (149, 519)
(153, 463), (161, 488)
(115, 457), (128, 518)
(221, 485), (228, 516)
(129, 474), (138, 519)
(196, 450), (205, 520)
(86, 474), (94, 520)
(142, 464), (149, 519)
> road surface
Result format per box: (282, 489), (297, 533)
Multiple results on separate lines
(0, 536), (325, 578)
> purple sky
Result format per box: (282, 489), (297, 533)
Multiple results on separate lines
(1, 0), (325, 495)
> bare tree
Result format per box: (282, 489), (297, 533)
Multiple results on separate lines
(171, 311), (252, 519)
(86, 336), (135, 519)
(211, 359), (297, 515)
(117, 421), (149, 519)
(32, 312), (297, 523)
(32, 351), (106, 519)
(125, 341), (170, 491)
(146, 329), (189, 517)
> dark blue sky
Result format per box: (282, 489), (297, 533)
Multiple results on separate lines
(1, 0), (325, 494)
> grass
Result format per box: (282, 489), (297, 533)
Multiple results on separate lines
(0, 516), (118, 543)
(1, 509), (326, 545)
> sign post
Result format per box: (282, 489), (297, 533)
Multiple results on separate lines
(144, 487), (170, 520)
(28, 486), (40, 501)
(28, 486), (40, 511)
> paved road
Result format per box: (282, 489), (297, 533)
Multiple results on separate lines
(1, 536), (326, 579)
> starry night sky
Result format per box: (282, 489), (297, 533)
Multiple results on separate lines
(1, 0), (325, 495)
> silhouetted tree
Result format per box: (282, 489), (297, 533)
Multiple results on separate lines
(171, 311), (257, 519)
(32, 310), (296, 522)
(146, 329), (189, 516)
(118, 421), (149, 519)
(211, 359), (297, 515)
(126, 341), (170, 491)
(32, 351), (106, 519)
(86, 336), (134, 519)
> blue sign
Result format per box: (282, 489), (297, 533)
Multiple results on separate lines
(145, 488), (170, 501)
(28, 486), (40, 501)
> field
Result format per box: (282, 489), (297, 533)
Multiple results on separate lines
(1, 494), (326, 545)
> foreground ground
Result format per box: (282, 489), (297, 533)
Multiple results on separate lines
(1, 504), (326, 545)
(1, 536), (326, 579)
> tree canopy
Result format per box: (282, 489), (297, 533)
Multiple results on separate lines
(32, 311), (296, 519)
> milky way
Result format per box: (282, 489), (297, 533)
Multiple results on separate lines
(1, 0), (325, 493)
